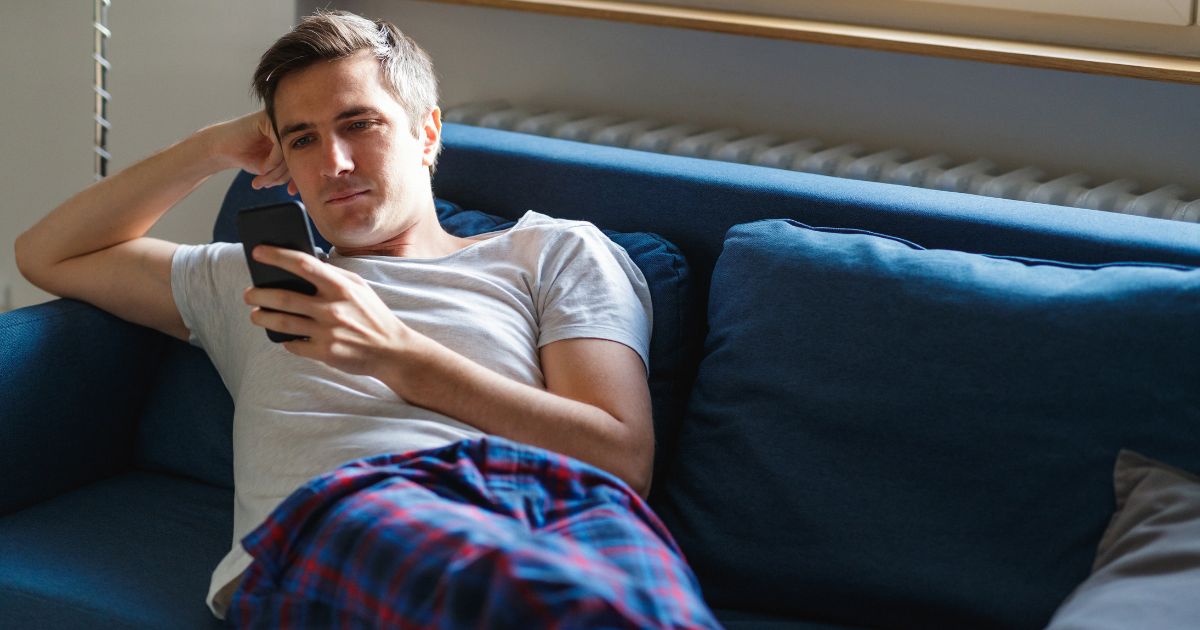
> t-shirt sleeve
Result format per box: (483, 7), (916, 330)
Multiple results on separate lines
(171, 242), (253, 382)
(536, 224), (653, 374)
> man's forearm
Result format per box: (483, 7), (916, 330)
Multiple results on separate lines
(15, 130), (226, 280)
(380, 336), (653, 496)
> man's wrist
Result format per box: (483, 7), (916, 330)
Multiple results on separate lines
(191, 123), (238, 173)
(378, 327), (445, 404)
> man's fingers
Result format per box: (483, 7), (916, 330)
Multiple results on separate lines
(255, 110), (274, 138)
(244, 285), (315, 316)
(281, 338), (316, 358)
(251, 143), (288, 189)
(251, 246), (335, 293)
(261, 158), (289, 185)
(248, 306), (316, 338)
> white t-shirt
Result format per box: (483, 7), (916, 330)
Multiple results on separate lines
(169, 211), (652, 619)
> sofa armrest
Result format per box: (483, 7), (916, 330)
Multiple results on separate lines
(0, 299), (168, 515)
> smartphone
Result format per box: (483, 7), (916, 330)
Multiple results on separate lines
(235, 200), (323, 343)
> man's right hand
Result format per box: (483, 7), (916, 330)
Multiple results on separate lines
(205, 111), (294, 194)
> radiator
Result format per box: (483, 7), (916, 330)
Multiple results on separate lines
(444, 101), (1200, 224)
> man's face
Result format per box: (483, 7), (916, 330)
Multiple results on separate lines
(273, 50), (439, 249)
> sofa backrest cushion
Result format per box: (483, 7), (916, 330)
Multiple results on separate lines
(655, 219), (1200, 629)
(1, 300), (168, 513)
(433, 123), (1200, 309)
(135, 341), (235, 488)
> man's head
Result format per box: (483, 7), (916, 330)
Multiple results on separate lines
(252, 11), (445, 251)
(253, 11), (438, 146)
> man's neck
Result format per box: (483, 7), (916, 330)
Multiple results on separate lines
(332, 209), (476, 259)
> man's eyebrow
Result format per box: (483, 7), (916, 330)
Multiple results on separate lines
(337, 107), (381, 121)
(279, 121), (312, 140)
(279, 107), (383, 140)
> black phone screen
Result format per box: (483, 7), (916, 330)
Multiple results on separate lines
(235, 200), (321, 342)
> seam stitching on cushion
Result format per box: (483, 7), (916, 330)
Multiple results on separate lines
(778, 219), (927, 250)
(0, 301), (95, 332)
(773, 219), (1200, 271)
(981, 255), (1197, 271)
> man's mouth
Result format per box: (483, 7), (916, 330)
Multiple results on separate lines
(326, 189), (368, 204)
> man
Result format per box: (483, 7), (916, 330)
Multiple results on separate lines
(16, 9), (718, 628)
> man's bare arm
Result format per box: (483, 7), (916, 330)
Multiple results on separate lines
(15, 112), (288, 340)
(392, 335), (655, 497)
(241, 245), (656, 496)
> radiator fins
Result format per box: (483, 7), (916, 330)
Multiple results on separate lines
(444, 101), (1200, 224)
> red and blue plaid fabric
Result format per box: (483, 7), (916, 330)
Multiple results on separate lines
(226, 436), (722, 629)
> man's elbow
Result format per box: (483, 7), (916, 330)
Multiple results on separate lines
(619, 433), (654, 500)
(13, 231), (40, 285)
(617, 469), (651, 500)
(630, 474), (652, 500)
(15, 230), (68, 296)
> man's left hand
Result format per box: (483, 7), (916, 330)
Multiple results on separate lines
(243, 245), (420, 377)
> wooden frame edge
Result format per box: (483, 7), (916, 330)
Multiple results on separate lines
(420, 0), (1200, 84)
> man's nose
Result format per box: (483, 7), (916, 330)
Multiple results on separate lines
(320, 137), (353, 177)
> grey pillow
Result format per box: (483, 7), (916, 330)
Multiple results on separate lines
(1047, 450), (1200, 629)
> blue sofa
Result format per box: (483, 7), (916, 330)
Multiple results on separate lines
(3, 122), (1199, 629)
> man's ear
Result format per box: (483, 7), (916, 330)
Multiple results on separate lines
(421, 107), (442, 168)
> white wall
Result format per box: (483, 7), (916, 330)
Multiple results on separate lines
(0, 3), (90, 311)
(7, 1), (1198, 309)
(326, 0), (1200, 201)
(2, 1), (295, 311)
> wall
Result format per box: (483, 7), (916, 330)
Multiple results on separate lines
(322, 0), (1200, 202)
(7, 1), (1198, 309)
(2, 1), (295, 310)
(0, 3), (89, 311)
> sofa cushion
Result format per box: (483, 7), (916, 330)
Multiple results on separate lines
(1046, 450), (1200, 629)
(135, 340), (236, 489)
(657, 219), (1200, 629)
(713, 609), (861, 629)
(0, 471), (232, 629)
(0, 299), (166, 514)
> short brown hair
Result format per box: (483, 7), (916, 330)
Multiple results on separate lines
(252, 10), (439, 140)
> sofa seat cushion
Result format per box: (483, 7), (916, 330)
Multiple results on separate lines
(713, 608), (868, 629)
(0, 471), (232, 629)
(658, 219), (1200, 629)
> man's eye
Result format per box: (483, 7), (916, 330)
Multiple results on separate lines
(350, 120), (371, 130)
(291, 136), (312, 149)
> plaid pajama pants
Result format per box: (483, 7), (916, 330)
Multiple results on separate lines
(226, 436), (721, 629)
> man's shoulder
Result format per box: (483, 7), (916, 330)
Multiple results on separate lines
(173, 241), (249, 288)
(509, 210), (590, 231)
(506, 211), (607, 248)
(177, 241), (244, 261)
